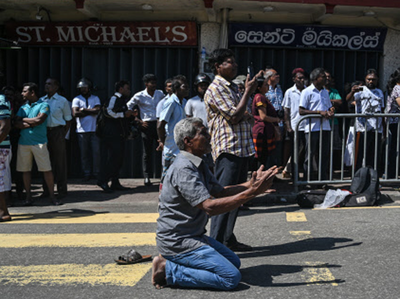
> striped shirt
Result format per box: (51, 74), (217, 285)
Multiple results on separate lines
(0, 94), (11, 149)
(204, 75), (255, 160)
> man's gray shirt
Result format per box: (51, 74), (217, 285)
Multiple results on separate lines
(156, 151), (224, 256)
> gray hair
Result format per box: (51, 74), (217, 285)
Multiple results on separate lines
(264, 70), (275, 80)
(174, 117), (204, 150)
(310, 68), (326, 81)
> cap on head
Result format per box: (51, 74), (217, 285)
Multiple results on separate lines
(194, 73), (211, 85)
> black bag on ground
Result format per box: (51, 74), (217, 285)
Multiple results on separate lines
(342, 166), (380, 207)
(296, 190), (327, 208)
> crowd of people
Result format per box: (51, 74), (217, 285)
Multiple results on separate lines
(1, 47), (400, 290)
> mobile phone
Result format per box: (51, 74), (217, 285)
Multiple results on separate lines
(358, 86), (364, 91)
(247, 62), (254, 79)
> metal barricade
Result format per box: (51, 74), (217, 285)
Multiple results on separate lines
(293, 113), (400, 192)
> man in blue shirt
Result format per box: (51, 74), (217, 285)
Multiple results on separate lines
(0, 90), (12, 222)
(15, 83), (57, 205)
(157, 75), (188, 178)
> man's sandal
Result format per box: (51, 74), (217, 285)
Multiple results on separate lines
(0, 215), (12, 222)
(114, 249), (152, 265)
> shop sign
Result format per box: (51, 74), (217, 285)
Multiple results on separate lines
(5, 21), (197, 46)
(229, 23), (387, 51)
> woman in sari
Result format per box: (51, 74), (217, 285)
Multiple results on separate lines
(252, 77), (281, 168)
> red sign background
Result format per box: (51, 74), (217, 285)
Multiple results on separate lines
(5, 21), (197, 46)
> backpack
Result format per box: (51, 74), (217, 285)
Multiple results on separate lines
(296, 190), (326, 208)
(95, 105), (108, 138)
(342, 167), (380, 207)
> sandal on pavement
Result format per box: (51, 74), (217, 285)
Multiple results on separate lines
(115, 249), (152, 265)
(0, 215), (12, 222)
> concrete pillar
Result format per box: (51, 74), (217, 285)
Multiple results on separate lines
(382, 28), (400, 92)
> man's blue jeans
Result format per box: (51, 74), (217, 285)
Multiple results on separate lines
(163, 236), (241, 290)
(77, 132), (100, 177)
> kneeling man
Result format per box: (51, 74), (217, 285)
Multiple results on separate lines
(152, 118), (277, 290)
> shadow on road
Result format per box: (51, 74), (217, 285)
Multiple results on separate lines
(237, 237), (362, 259)
(239, 263), (344, 287)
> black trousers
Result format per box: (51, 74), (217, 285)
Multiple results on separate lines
(355, 131), (382, 174)
(388, 124), (399, 178)
(291, 130), (306, 175)
(98, 137), (125, 184)
(210, 153), (249, 246)
(46, 126), (68, 196)
(304, 131), (330, 181)
(141, 121), (158, 179)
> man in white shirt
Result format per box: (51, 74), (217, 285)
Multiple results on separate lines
(185, 73), (211, 127)
(283, 68), (306, 177)
(348, 69), (384, 171)
(127, 74), (164, 186)
(40, 78), (72, 200)
(299, 68), (334, 181)
(72, 78), (101, 181)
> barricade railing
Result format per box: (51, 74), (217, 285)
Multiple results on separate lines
(293, 113), (400, 192)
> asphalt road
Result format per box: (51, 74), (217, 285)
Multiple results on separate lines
(1, 179), (400, 299)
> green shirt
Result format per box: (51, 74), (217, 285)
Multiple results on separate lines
(17, 99), (50, 145)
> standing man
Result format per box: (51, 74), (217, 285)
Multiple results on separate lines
(265, 67), (285, 168)
(97, 80), (134, 193)
(282, 68), (306, 178)
(15, 83), (57, 205)
(40, 78), (72, 199)
(348, 69), (384, 171)
(72, 78), (101, 181)
(299, 68), (334, 182)
(204, 48), (258, 251)
(0, 90), (12, 222)
(156, 79), (173, 121)
(157, 75), (188, 177)
(185, 73), (212, 127)
(128, 74), (164, 186)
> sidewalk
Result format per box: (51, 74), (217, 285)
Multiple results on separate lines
(8, 174), (400, 212)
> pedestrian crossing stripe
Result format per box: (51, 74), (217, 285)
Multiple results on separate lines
(290, 231), (314, 241)
(286, 212), (307, 222)
(0, 233), (156, 248)
(0, 263), (152, 286)
(302, 262), (339, 286)
(6, 213), (159, 224)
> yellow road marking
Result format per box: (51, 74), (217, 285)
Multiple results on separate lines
(313, 206), (400, 210)
(286, 212), (307, 222)
(303, 262), (338, 286)
(0, 233), (156, 248)
(290, 231), (313, 241)
(8, 213), (158, 224)
(0, 263), (152, 286)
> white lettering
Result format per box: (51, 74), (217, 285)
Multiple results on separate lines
(118, 27), (137, 42)
(84, 26), (100, 42)
(56, 26), (77, 42)
(137, 27), (153, 42)
(31, 27), (46, 42)
(15, 27), (31, 42)
(101, 26), (117, 42)
(171, 26), (187, 42)
(154, 27), (169, 43)
(76, 26), (84, 42)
